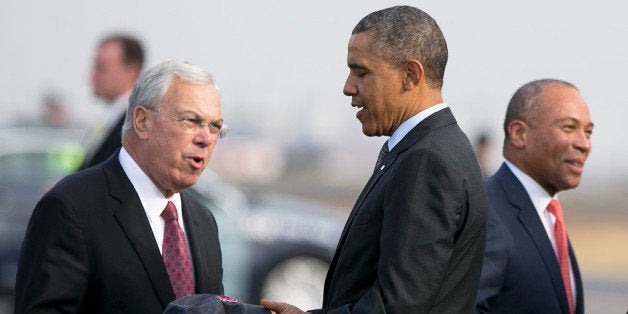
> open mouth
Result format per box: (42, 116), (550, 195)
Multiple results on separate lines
(352, 103), (365, 110)
(566, 159), (585, 174)
(568, 161), (582, 168)
(187, 156), (205, 169)
(352, 103), (366, 118)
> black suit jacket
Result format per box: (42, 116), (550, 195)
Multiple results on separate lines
(15, 152), (223, 314)
(476, 163), (584, 313)
(319, 108), (488, 313)
(78, 115), (125, 170)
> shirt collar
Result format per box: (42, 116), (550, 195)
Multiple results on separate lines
(118, 147), (183, 226)
(388, 103), (448, 151)
(504, 159), (555, 215)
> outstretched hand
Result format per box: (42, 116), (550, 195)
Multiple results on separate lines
(260, 299), (307, 314)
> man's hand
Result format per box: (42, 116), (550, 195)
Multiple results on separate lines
(260, 299), (307, 314)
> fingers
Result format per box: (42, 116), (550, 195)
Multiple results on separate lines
(260, 299), (306, 314)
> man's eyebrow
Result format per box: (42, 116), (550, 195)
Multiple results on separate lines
(555, 117), (595, 128)
(348, 63), (368, 71)
(176, 110), (201, 116)
(177, 110), (223, 122)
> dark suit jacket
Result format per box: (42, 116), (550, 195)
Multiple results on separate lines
(78, 115), (125, 170)
(15, 152), (223, 314)
(318, 108), (488, 313)
(476, 163), (584, 314)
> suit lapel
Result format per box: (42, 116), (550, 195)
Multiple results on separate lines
(568, 238), (584, 313)
(324, 108), (458, 300)
(325, 153), (395, 298)
(338, 160), (391, 242)
(335, 108), (457, 249)
(496, 165), (572, 314)
(104, 154), (175, 307)
(180, 193), (215, 293)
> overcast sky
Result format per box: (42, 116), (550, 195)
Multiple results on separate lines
(2, 0), (627, 189)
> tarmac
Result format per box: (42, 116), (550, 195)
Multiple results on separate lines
(245, 172), (628, 314)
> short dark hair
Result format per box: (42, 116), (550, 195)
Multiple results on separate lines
(503, 79), (578, 139)
(100, 34), (144, 69)
(353, 5), (448, 89)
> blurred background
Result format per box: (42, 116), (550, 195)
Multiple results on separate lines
(1, 0), (626, 312)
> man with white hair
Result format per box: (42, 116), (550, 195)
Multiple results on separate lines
(15, 60), (228, 313)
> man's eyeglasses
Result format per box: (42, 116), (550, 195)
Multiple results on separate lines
(145, 107), (229, 139)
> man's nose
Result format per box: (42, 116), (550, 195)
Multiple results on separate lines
(343, 75), (357, 96)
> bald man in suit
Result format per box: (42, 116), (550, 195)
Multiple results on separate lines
(476, 79), (593, 314)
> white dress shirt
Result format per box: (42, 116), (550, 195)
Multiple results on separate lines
(82, 91), (132, 161)
(105, 90), (131, 129)
(118, 147), (188, 255)
(388, 103), (448, 151)
(504, 160), (577, 306)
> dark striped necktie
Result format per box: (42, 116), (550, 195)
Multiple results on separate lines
(374, 141), (389, 171)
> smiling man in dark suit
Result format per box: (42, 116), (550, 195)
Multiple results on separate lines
(15, 60), (228, 313)
(476, 79), (593, 314)
(263, 6), (487, 313)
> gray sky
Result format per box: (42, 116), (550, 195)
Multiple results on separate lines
(2, 0), (627, 189)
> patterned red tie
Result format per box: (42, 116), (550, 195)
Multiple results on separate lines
(547, 199), (574, 314)
(161, 201), (195, 299)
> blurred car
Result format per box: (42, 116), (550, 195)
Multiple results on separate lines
(0, 126), (86, 312)
(0, 125), (346, 312)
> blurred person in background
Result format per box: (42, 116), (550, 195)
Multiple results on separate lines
(78, 33), (144, 170)
(40, 92), (70, 127)
(15, 60), (227, 313)
(474, 132), (494, 178)
(476, 79), (592, 314)
(262, 5), (487, 313)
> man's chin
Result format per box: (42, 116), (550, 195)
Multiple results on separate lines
(361, 126), (383, 137)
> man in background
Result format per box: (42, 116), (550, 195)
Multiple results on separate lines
(79, 34), (144, 170)
(263, 5), (487, 313)
(476, 79), (592, 314)
(15, 60), (227, 313)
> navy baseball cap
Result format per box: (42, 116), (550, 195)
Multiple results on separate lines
(164, 294), (271, 314)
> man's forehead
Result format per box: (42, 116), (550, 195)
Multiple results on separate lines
(163, 82), (221, 114)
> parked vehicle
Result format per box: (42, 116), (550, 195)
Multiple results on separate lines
(0, 125), (345, 312)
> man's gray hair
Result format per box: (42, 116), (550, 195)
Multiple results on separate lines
(353, 5), (448, 89)
(122, 60), (217, 135)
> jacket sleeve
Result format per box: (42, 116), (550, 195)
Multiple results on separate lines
(14, 193), (89, 313)
(476, 205), (512, 312)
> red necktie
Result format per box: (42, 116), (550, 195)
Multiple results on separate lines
(161, 201), (195, 299)
(547, 199), (574, 314)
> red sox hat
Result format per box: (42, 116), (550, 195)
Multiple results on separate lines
(164, 294), (271, 314)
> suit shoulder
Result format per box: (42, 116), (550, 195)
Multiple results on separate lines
(181, 190), (207, 208)
(403, 126), (481, 178)
(182, 192), (216, 219)
(45, 166), (109, 201)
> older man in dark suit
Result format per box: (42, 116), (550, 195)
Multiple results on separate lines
(476, 79), (592, 314)
(263, 6), (487, 313)
(15, 60), (228, 313)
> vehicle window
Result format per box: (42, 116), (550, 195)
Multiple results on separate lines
(0, 153), (77, 181)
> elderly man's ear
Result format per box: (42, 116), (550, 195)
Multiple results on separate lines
(133, 107), (151, 139)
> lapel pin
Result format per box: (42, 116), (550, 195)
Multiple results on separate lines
(380, 165), (386, 171)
